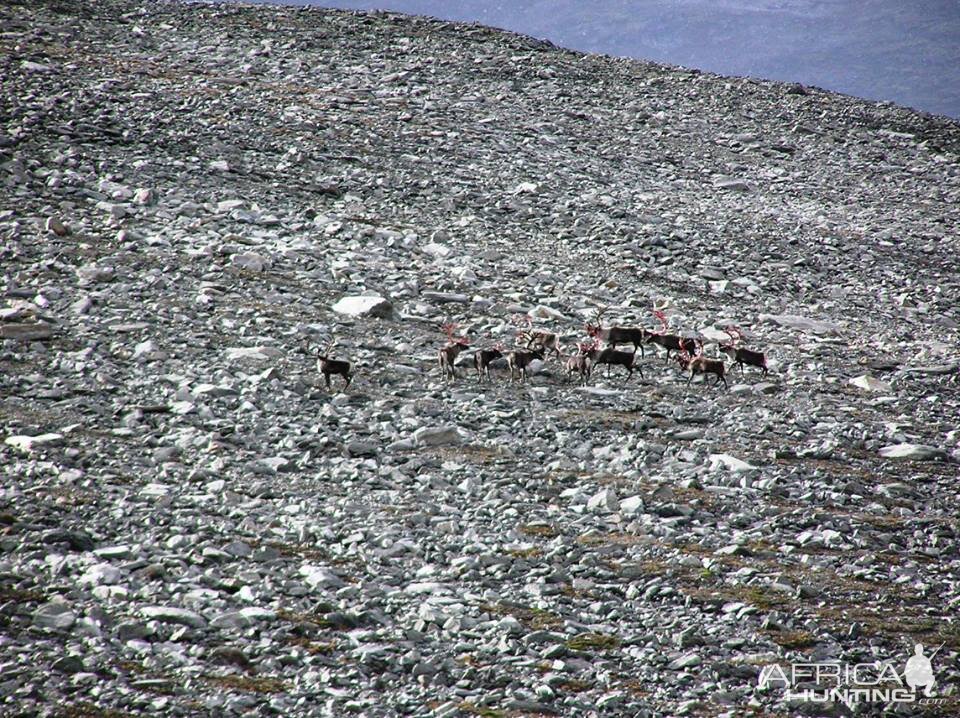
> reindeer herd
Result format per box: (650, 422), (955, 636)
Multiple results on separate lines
(317, 310), (768, 389)
(462, 309), (768, 389)
(316, 309), (769, 392)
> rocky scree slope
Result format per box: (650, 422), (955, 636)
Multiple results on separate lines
(1, 1), (960, 716)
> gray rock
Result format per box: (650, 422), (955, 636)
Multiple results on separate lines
(412, 425), (463, 447)
(33, 601), (76, 631)
(140, 606), (207, 629)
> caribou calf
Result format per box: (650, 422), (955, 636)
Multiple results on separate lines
(564, 353), (592, 384)
(473, 346), (504, 382)
(507, 346), (545, 383)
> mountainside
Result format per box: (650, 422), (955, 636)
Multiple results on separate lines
(2, 1), (960, 716)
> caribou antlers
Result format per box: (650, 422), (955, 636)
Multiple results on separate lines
(513, 313), (561, 358)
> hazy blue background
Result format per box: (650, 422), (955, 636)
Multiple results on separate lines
(244, 0), (960, 118)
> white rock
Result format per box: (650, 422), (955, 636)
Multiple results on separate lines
(879, 443), (945, 461)
(133, 339), (166, 362)
(708, 453), (755, 472)
(849, 374), (892, 392)
(5, 433), (64, 452)
(224, 346), (283, 362)
(619, 496), (644, 514)
(331, 295), (393, 318)
(587, 487), (618, 512)
(421, 242), (452, 258)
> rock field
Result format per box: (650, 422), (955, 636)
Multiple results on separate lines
(2, 1), (960, 716)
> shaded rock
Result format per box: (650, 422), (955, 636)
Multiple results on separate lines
(0, 322), (54, 340)
(141, 606), (207, 629)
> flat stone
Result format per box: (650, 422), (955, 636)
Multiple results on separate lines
(849, 374), (892, 392)
(224, 346), (283, 362)
(758, 313), (842, 335)
(5, 433), (64, 452)
(879, 443), (946, 461)
(140, 606), (207, 629)
(420, 291), (469, 304)
(0, 322), (54, 340)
